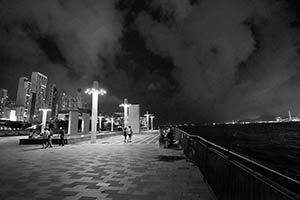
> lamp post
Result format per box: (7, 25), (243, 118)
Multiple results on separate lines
(119, 98), (131, 128)
(39, 108), (51, 133)
(98, 115), (104, 130)
(144, 112), (151, 131)
(111, 117), (114, 132)
(85, 81), (106, 143)
(150, 115), (154, 131)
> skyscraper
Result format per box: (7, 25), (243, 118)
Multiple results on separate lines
(29, 72), (48, 122)
(16, 77), (31, 121)
(0, 89), (8, 118)
(45, 83), (58, 119)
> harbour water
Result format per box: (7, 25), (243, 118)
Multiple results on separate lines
(180, 122), (300, 182)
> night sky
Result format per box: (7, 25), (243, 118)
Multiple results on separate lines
(1, 0), (300, 125)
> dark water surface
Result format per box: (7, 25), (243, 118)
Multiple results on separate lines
(180, 122), (300, 182)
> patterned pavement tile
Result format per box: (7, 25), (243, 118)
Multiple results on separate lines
(0, 132), (217, 200)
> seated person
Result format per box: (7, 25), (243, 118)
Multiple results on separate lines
(28, 130), (39, 139)
(32, 131), (38, 139)
(28, 129), (34, 139)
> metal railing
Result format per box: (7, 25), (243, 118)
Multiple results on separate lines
(174, 128), (300, 200)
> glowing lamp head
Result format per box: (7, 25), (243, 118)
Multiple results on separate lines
(99, 89), (107, 95)
(39, 108), (51, 112)
(85, 88), (107, 95)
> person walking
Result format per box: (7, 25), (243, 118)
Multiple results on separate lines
(127, 126), (133, 142)
(48, 128), (53, 147)
(59, 127), (65, 146)
(45, 128), (53, 148)
(123, 126), (127, 143)
(42, 128), (49, 149)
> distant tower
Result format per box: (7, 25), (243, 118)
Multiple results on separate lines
(45, 83), (58, 119)
(29, 72), (48, 122)
(0, 89), (8, 105)
(16, 77), (32, 121)
(77, 88), (83, 109)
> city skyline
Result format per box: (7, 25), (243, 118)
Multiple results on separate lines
(0, 70), (153, 128)
(0, 71), (87, 122)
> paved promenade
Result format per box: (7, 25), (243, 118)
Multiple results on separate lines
(0, 132), (216, 200)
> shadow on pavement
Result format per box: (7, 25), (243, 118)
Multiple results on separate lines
(156, 155), (186, 162)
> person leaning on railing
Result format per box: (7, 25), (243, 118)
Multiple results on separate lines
(158, 126), (175, 148)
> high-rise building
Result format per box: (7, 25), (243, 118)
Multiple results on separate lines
(16, 77), (31, 121)
(58, 92), (68, 112)
(45, 83), (58, 119)
(0, 89), (8, 118)
(77, 88), (83, 109)
(58, 92), (79, 112)
(29, 72), (48, 122)
(67, 95), (77, 111)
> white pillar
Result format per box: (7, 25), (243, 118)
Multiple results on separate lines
(288, 111), (292, 121)
(98, 116), (104, 130)
(82, 113), (90, 134)
(128, 104), (140, 134)
(85, 81), (106, 143)
(68, 111), (79, 135)
(111, 117), (114, 132)
(91, 81), (98, 143)
(124, 106), (129, 127)
(120, 98), (131, 128)
(150, 116), (154, 131)
(144, 112), (150, 131)
(91, 92), (98, 132)
(39, 109), (51, 133)
(41, 111), (47, 133)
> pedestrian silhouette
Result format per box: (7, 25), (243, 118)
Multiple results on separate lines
(42, 128), (50, 149)
(123, 127), (127, 142)
(45, 128), (53, 148)
(59, 127), (65, 146)
(127, 126), (133, 142)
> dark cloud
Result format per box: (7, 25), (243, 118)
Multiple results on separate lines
(0, 0), (123, 105)
(36, 35), (66, 64)
(1, 0), (300, 124)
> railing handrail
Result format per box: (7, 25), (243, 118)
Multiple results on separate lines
(176, 127), (300, 197)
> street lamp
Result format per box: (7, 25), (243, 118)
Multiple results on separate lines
(85, 81), (106, 143)
(119, 98), (131, 128)
(39, 108), (51, 133)
(150, 115), (155, 131)
(144, 112), (151, 131)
